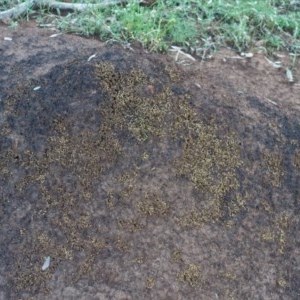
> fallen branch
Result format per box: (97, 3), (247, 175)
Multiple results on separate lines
(0, 0), (127, 21)
(0, 0), (33, 20)
(39, 0), (128, 11)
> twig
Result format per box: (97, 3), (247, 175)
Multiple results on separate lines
(264, 97), (278, 106)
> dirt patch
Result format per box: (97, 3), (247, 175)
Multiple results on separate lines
(0, 21), (300, 300)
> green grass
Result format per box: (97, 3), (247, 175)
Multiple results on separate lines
(1, 0), (300, 57)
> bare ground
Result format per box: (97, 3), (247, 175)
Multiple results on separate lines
(0, 21), (300, 300)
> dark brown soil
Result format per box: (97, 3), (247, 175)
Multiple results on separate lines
(0, 21), (300, 300)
